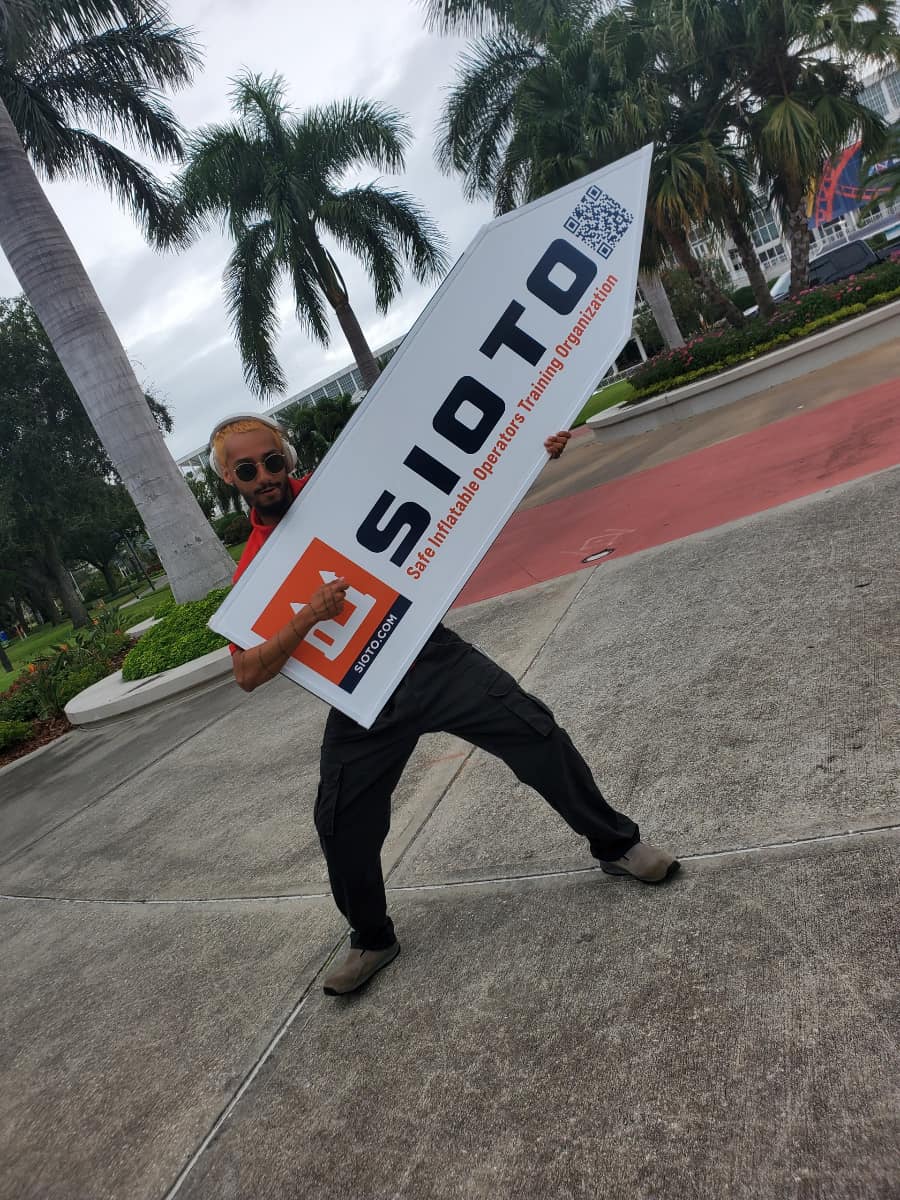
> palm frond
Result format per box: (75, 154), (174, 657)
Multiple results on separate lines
(1, 0), (196, 218)
(37, 124), (180, 237)
(436, 32), (540, 193)
(34, 73), (184, 157)
(321, 185), (449, 296)
(421, 0), (597, 39)
(293, 97), (410, 181)
(176, 124), (271, 237)
(28, 17), (200, 91)
(223, 219), (287, 398)
(229, 70), (292, 154)
(285, 237), (331, 345)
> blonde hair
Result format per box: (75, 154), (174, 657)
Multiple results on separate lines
(212, 418), (285, 465)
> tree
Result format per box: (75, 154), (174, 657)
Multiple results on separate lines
(595, 0), (775, 318)
(280, 393), (357, 474)
(169, 72), (449, 396)
(668, 0), (900, 294)
(0, 297), (169, 626)
(63, 479), (145, 596)
(433, 5), (743, 331)
(185, 472), (216, 520)
(0, 0), (235, 602)
(634, 258), (736, 352)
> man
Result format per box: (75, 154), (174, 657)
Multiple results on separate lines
(211, 414), (679, 997)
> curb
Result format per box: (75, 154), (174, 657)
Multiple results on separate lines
(64, 646), (235, 727)
(588, 298), (900, 442)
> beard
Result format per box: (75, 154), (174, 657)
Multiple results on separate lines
(251, 478), (292, 519)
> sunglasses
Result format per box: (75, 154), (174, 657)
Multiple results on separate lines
(233, 452), (287, 482)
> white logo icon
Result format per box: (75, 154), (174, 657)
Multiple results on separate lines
(292, 571), (376, 661)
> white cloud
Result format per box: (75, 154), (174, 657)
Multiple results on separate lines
(0, 0), (493, 459)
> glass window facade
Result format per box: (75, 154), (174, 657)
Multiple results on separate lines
(751, 205), (780, 248)
(862, 82), (889, 117)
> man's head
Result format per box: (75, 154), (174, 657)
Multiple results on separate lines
(209, 415), (296, 522)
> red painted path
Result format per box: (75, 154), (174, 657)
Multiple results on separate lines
(455, 377), (900, 608)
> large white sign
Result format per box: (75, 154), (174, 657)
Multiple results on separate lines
(209, 145), (652, 727)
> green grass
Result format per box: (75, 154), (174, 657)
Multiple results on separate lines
(1, 622), (76, 687)
(112, 586), (175, 629)
(572, 379), (635, 426)
(0, 549), (246, 690)
(0, 577), (201, 689)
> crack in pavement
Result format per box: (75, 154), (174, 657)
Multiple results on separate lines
(2, 820), (897, 907)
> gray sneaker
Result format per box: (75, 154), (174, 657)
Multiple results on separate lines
(599, 841), (680, 884)
(322, 941), (400, 996)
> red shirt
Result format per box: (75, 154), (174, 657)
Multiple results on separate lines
(229, 474), (311, 652)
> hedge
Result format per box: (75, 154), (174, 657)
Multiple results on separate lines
(0, 719), (31, 751)
(121, 587), (231, 681)
(629, 258), (900, 398)
(214, 512), (252, 545)
(629, 275), (900, 402)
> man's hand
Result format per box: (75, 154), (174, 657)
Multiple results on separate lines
(544, 430), (571, 460)
(308, 577), (348, 621)
(233, 575), (350, 692)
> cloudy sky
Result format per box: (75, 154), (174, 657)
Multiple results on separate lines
(0, 0), (493, 460)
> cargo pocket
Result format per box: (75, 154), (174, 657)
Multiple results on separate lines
(313, 764), (343, 837)
(488, 673), (555, 736)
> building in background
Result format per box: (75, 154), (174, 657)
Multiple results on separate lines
(697, 65), (900, 289)
(176, 335), (403, 475)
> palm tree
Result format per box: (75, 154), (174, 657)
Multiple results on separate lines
(595, 1), (775, 317)
(201, 464), (243, 516)
(0, 0), (235, 602)
(670, 0), (900, 294)
(279, 393), (357, 474)
(435, 7), (747, 332)
(168, 72), (449, 397)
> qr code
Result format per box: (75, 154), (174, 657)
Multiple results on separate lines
(563, 184), (633, 259)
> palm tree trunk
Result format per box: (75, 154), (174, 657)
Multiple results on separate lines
(314, 244), (381, 389)
(638, 271), (684, 349)
(332, 297), (381, 389)
(0, 98), (234, 603)
(663, 226), (745, 328)
(722, 198), (775, 318)
(786, 187), (812, 297)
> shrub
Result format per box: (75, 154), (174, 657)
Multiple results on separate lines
(214, 512), (252, 545)
(0, 676), (43, 722)
(0, 610), (130, 720)
(122, 587), (231, 681)
(56, 663), (114, 709)
(628, 264), (900, 398)
(0, 719), (31, 751)
(729, 284), (756, 311)
(628, 297), (893, 403)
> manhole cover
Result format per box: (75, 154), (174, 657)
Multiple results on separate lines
(582, 548), (615, 564)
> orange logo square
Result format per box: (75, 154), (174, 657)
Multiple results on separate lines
(252, 538), (411, 691)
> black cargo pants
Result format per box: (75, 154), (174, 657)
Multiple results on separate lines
(315, 626), (639, 950)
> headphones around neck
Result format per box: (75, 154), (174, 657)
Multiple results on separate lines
(207, 412), (298, 479)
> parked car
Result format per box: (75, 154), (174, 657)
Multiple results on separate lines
(744, 239), (879, 316)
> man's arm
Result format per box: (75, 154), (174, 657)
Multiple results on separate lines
(232, 576), (348, 693)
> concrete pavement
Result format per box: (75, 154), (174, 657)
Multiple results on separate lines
(459, 367), (900, 605)
(0, 464), (897, 1199)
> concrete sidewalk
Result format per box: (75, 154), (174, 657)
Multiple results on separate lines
(1, 468), (898, 1200)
